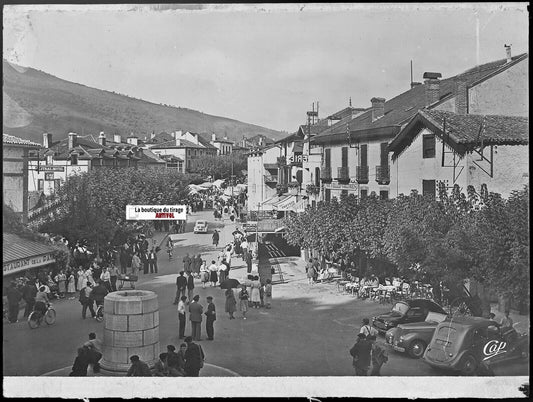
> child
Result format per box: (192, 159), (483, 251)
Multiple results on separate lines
(264, 279), (272, 309)
(200, 260), (209, 288)
(239, 285), (249, 319)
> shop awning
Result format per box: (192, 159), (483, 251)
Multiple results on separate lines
(3, 233), (56, 276)
(259, 194), (283, 211)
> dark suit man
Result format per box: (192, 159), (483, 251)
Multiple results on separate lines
(245, 250), (253, 273)
(184, 336), (205, 377)
(205, 296), (216, 340)
(350, 333), (372, 376)
(175, 271), (188, 304)
(188, 295), (203, 341)
(148, 248), (158, 273)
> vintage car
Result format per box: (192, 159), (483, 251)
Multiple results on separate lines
(193, 220), (209, 234)
(372, 299), (447, 334)
(385, 311), (448, 358)
(423, 316), (529, 375)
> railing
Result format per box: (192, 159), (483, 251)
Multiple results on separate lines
(320, 167), (332, 182)
(376, 165), (390, 185)
(336, 166), (350, 183)
(264, 175), (278, 183)
(28, 197), (64, 222)
(356, 166), (369, 184)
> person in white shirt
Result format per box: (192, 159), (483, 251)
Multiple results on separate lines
(240, 240), (249, 260)
(100, 267), (112, 292)
(177, 295), (187, 339)
(360, 318), (379, 337)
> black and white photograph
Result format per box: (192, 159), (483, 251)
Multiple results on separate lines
(2, 2), (529, 398)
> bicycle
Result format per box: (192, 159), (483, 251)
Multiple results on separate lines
(28, 304), (56, 329)
(95, 303), (104, 322)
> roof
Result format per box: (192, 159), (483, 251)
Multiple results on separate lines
(326, 106), (366, 121)
(3, 233), (57, 263)
(312, 53), (528, 145)
(275, 131), (303, 144)
(389, 109), (529, 159)
(3, 134), (41, 148)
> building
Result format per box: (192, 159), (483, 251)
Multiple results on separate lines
(3, 134), (41, 223)
(209, 133), (234, 155)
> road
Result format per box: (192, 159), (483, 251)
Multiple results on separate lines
(3, 209), (529, 377)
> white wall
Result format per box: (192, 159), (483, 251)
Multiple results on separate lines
(247, 147), (279, 212)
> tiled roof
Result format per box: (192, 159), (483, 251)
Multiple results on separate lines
(3, 134), (41, 148)
(3, 233), (56, 264)
(139, 148), (166, 164)
(149, 138), (206, 149)
(312, 53), (528, 144)
(389, 109), (529, 158)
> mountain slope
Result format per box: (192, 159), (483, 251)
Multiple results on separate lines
(2, 60), (285, 143)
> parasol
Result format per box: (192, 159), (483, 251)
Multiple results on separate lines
(219, 278), (241, 289)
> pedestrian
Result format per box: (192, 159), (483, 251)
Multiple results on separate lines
(264, 279), (273, 309)
(141, 250), (149, 275)
(241, 239), (248, 260)
(193, 254), (202, 278)
(126, 355), (152, 377)
(212, 230), (219, 247)
(148, 248), (158, 274)
(205, 295), (216, 340)
(312, 258), (320, 282)
(85, 267), (94, 286)
(200, 260), (209, 288)
(349, 333), (372, 376)
(250, 275), (261, 308)
(245, 274), (254, 307)
(307, 260), (316, 285)
(360, 318), (379, 338)
(183, 336), (205, 377)
(187, 272), (195, 303)
(83, 332), (103, 374)
(176, 343), (187, 376)
(165, 345), (183, 376)
(100, 267), (112, 292)
(245, 250), (253, 273)
(109, 264), (120, 292)
(66, 270), (76, 298)
(79, 282), (96, 319)
(91, 280), (108, 312)
(69, 347), (91, 377)
(76, 266), (87, 291)
(218, 261), (227, 284)
(22, 280), (37, 318)
(239, 285), (249, 319)
(183, 253), (192, 274)
(189, 295), (203, 341)
(177, 295), (188, 339)
(131, 252), (141, 276)
(368, 335), (388, 376)
(7, 281), (22, 323)
(208, 260), (218, 287)
(55, 270), (67, 298)
(500, 310), (513, 332)
(175, 271), (188, 304)
(225, 288), (237, 319)
(154, 352), (170, 377)
(259, 282), (265, 307)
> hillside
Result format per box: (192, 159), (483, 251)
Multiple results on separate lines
(2, 59), (286, 144)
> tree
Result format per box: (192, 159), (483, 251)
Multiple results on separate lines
(192, 153), (247, 180)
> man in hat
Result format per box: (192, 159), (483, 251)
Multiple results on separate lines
(189, 295), (203, 341)
(205, 296), (216, 340)
(126, 355), (152, 377)
(183, 336), (205, 377)
(349, 333), (372, 376)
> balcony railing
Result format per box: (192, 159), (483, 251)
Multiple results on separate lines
(264, 175), (278, 184)
(320, 167), (332, 182)
(336, 166), (350, 183)
(356, 165), (369, 184)
(375, 165), (390, 185)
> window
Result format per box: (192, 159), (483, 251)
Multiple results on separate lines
(423, 134), (436, 158)
(341, 147), (348, 167)
(360, 189), (368, 198)
(54, 179), (61, 191)
(422, 180), (436, 197)
(325, 189), (331, 202)
(70, 153), (78, 165)
(380, 142), (389, 166)
(311, 200), (316, 208)
(360, 144), (368, 166)
(341, 190), (348, 197)
(38, 179), (44, 191)
(325, 148), (331, 168)
(315, 167), (320, 187)
(380, 190), (389, 200)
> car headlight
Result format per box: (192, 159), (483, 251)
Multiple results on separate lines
(398, 335), (405, 342)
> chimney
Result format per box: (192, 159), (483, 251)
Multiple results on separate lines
(175, 138), (181, 147)
(410, 82), (422, 88)
(150, 131), (156, 139)
(223, 134), (228, 141)
(43, 133), (52, 149)
(371, 97), (385, 122)
(98, 131), (106, 146)
(504, 44), (512, 63)
(454, 78), (468, 115)
(68, 132), (77, 149)
(113, 134), (122, 144)
(211, 133), (216, 142)
(175, 130), (183, 139)
(259, 136), (263, 146)
(423, 72), (442, 106)
(127, 135), (138, 146)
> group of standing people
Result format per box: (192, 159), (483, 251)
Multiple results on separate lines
(349, 318), (388, 376)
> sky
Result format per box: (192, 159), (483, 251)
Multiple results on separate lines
(3, 3), (529, 132)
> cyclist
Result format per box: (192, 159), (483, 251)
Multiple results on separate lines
(34, 286), (50, 317)
(90, 280), (109, 315)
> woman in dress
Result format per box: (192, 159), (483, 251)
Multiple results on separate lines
(218, 261), (227, 284)
(193, 254), (202, 278)
(238, 285), (249, 319)
(66, 270), (76, 298)
(264, 279), (273, 309)
(250, 276), (261, 309)
(245, 274), (254, 307)
(208, 260), (218, 287)
(76, 267), (87, 291)
(225, 288), (237, 319)
(200, 260), (209, 288)
(85, 267), (94, 286)
(55, 270), (67, 298)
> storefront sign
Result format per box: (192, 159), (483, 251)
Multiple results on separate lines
(323, 182), (358, 190)
(39, 165), (65, 172)
(44, 172), (55, 180)
(126, 205), (187, 220)
(3, 253), (56, 276)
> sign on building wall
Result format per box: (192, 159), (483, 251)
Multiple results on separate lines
(44, 172), (55, 180)
(126, 205), (187, 220)
(38, 166), (65, 172)
(3, 253), (56, 276)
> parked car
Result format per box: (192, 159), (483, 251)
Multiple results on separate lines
(372, 299), (447, 334)
(385, 311), (448, 358)
(423, 316), (529, 375)
(193, 220), (209, 234)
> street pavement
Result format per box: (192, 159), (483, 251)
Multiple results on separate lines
(3, 209), (529, 377)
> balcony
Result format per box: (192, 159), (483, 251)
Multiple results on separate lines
(356, 165), (369, 184)
(375, 165), (390, 185)
(336, 166), (350, 184)
(320, 167), (332, 182)
(264, 174), (278, 184)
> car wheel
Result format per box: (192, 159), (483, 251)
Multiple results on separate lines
(408, 340), (426, 359)
(461, 354), (478, 376)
